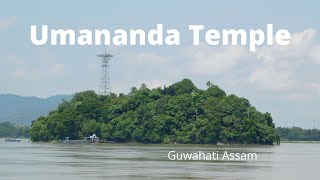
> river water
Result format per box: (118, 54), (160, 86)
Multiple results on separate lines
(0, 141), (319, 180)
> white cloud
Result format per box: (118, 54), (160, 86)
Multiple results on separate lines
(133, 53), (168, 65)
(249, 66), (294, 91)
(12, 67), (26, 80)
(255, 29), (316, 64)
(120, 51), (181, 79)
(8, 60), (65, 81)
(50, 64), (65, 76)
(0, 16), (17, 30)
(171, 29), (320, 103)
(309, 45), (320, 64)
(183, 43), (249, 75)
(136, 80), (172, 89)
(247, 29), (320, 94)
(279, 82), (320, 102)
(307, 82), (320, 96)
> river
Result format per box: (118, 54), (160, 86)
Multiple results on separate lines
(0, 141), (318, 180)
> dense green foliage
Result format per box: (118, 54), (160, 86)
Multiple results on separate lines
(30, 79), (278, 144)
(277, 127), (320, 141)
(0, 121), (30, 138)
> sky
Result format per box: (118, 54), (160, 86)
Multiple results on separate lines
(1, 0), (320, 128)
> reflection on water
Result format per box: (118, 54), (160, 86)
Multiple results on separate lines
(0, 141), (319, 180)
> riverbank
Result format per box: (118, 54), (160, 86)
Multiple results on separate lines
(0, 138), (29, 141)
(24, 139), (320, 145)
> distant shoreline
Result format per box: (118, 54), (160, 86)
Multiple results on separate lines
(0, 138), (29, 141)
(281, 141), (320, 144)
(3, 139), (319, 145)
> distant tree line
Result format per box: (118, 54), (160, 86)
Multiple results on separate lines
(277, 127), (320, 141)
(0, 121), (30, 138)
(30, 79), (279, 144)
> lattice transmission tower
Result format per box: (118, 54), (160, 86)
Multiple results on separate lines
(97, 51), (113, 95)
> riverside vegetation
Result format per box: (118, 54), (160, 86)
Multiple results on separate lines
(277, 127), (320, 141)
(0, 121), (30, 138)
(30, 79), (279, 144)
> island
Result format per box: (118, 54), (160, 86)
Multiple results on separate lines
(30, 79), (279, 144)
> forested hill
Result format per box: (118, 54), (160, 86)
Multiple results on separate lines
(30, 79), (279, 144)
(0, 94), (73, 125)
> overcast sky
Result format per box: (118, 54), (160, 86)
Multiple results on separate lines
(1, 1), (320, 128)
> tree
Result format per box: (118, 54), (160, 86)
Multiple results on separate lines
(0, 121), (30, 138)
(81, 120), (100, 137)
(140, 83), (147, 90)
(130, 87), (137, 94)
(206, 81), (212, 88)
